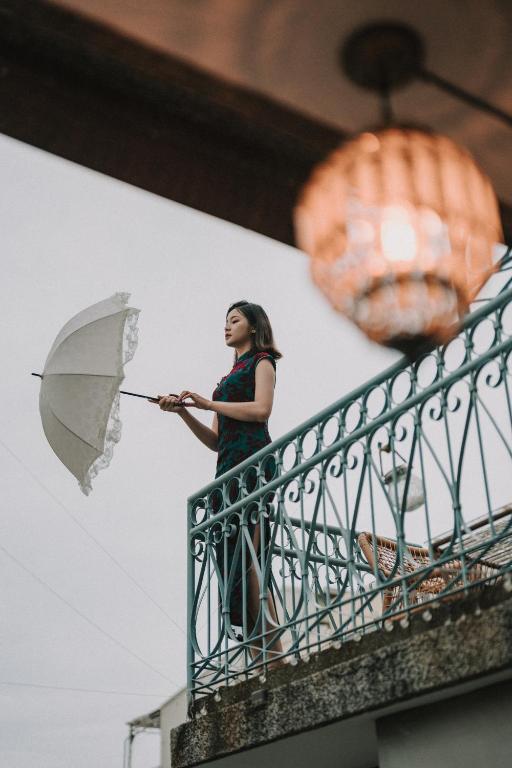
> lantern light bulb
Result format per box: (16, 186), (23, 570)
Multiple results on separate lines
(380, 206), (417, 263)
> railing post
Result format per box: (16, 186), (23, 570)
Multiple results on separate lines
(186, 498), (194, 709)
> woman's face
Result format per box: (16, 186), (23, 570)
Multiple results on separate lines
(225, 309), (251, 348)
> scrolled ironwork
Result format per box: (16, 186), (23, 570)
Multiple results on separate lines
(187, 247), (512, 702)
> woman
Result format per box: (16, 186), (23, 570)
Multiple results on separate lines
(149, 300), (284, 666)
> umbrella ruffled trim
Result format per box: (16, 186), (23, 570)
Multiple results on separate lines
(78, 389), (122, 495)
(122, 305), (140, 365)
(78, 303), (140, 496)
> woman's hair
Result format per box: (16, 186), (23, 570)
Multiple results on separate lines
(226, 300), (283, 365)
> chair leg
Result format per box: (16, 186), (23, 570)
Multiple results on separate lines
(382, 590), (392, 613)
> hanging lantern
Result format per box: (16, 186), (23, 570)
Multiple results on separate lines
(294, 127), (503, 355)
(383, 464), (424, 512)
(378, 443), (424, 512)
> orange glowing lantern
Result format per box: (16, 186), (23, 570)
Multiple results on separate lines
(294, 127), (503, 355)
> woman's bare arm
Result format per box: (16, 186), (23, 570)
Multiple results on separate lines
(209, 359), (275, 422)
(178, 408), (218, 452)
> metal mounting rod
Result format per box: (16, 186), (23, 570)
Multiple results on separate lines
(341, 21), (512, 129)
(418, 67), (512, 129)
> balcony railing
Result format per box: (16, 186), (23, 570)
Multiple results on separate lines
(187, 247), (512, 702)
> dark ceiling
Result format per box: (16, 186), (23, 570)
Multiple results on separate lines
(1, 0), (510, 244)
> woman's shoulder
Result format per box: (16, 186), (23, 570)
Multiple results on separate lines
(252, 350), (277, 370)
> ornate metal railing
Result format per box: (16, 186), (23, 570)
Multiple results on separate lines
(187, 247), (512, 702)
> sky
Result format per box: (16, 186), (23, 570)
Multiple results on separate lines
(0, 131), (404, 767)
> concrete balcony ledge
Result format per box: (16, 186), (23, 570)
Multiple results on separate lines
(171, 583), (512, 768)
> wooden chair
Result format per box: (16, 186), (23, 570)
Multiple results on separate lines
(357, 531), (500, 618)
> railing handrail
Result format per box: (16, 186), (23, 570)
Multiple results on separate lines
(187, 274), (512, 505)
(189, 327), (512, 535)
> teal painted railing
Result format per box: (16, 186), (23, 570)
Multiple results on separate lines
(187, 247), (512, 701)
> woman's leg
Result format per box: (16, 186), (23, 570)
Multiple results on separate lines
(246, 517), (284, 668)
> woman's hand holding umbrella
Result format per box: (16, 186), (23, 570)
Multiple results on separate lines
(148, 391), (212, 412)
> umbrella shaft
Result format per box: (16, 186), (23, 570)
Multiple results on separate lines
(120, 389), (188, 402)
(32, 375), (183, 404)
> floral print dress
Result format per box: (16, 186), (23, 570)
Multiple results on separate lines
(211, 348), (277, 629)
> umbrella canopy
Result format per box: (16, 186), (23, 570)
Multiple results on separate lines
(37, 292), (140, 495)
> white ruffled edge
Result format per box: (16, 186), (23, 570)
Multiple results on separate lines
(78, 294), (140, 495)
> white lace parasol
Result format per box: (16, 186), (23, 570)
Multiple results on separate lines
(36, 292), (140, 495)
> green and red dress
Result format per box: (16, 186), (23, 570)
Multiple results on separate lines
(211, 347), (277, 629)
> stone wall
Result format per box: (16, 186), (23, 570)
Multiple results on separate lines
(172, 582), (512, 767)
